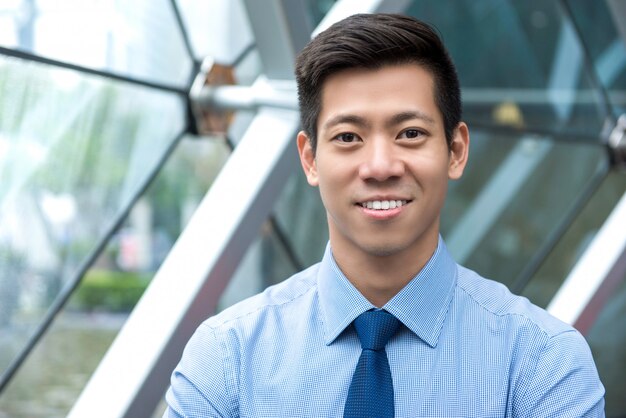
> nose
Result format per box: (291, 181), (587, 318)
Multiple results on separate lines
(358, 139), (405, 182)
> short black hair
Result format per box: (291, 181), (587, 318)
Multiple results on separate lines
(295, 13), (461, 153)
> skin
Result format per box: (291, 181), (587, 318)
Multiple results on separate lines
(297, 63), (470, 307)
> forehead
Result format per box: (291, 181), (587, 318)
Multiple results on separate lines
(317, 63), (442, 130)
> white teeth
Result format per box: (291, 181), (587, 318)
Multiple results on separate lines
(361, 200), (408, 210)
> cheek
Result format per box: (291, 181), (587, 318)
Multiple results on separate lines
(317, 176), (341, 204)
(316, 166), (351, 209)
(316, 158), (346, 186)
(412, 156), (449, 182)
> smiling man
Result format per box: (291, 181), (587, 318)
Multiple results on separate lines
(164, 14), (605, 417)
(298, 62), (465, 308)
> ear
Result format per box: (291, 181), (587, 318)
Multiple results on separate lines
(448, 122), (470, 180)
(297, 131), (319, 186)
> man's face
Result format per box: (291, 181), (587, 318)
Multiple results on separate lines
(297, 63), (469, 262)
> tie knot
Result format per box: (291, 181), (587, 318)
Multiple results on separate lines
(353, 310), (400, 351)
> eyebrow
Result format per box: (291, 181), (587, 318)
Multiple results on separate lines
(388, 111), (436, 127)
(322, 114), (370, 131)
(322, 110), (436, 131)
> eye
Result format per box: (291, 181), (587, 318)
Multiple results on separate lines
(398, 128), (425, 140)
(333, 132), (360, 143)
(398, 128), (426, 139)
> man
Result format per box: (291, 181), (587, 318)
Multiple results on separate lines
(164, 13), (605, 417)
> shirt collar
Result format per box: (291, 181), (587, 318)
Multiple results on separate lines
(317, 237), (457, 347)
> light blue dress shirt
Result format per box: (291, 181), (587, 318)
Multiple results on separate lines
(165, 238), (605, 417)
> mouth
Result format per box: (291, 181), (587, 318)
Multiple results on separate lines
(357, 199), (411, 210)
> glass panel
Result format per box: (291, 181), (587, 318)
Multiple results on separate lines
(309, 0), (338, 27)
(441, 128), (606, 294)
(176, 0), (333, 64)
(406, 0), (606, 137)
(567, 0), (626, 117)
(0, 306), (122, 417)
(523, 171), (626, 308)
(0, 135), (231, 417)
(218, 222), (299, 311)
(0, 2), (20, 47)
(0, 0), (192, 87)
(0, 55), (185, 382)
(233, 49), (263, 86)
(587, 264), (626, 416)
(274, 170), (328, 269)
(175, 0), (254, 63)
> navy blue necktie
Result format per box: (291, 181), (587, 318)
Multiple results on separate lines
(344, 310), (400, 418)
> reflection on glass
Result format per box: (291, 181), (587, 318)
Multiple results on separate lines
(176, 0), (337, 65)
(309, 0), (338, 26)
(175, 0), (253, 63)
(0, 0), (192, 87)
(0, 135), (230, 417)
(566, 0), (626, 117)
(0, 55), (185, 382)
(219, 221), (299, 311)
(442, 129), (606, 297)
(523, 172), (626, 308)
(587, 267), (626, 416)
(0, 310), (122, 418)
(274, 170), (328, 269)
(233, 49), (262, 86)
(406, 0), (605, 136)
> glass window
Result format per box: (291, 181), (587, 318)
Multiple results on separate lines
(0, 55), (185, 382)
(175, 0), (254, 64)
(1, 1), (622, 415)
(0, 0), (192, 87)
(0, 135), (231, 417)
(587, 264), (626, 416)
(523, 171), (626, 308)
(274, 171), (328, 269)
(219, 221), (299, 311)
(174, 0), (336, 64)
(406, 0), (606, 137)
(441, 128), (607, 296)
(309, 0), (338, 26)
(566, 0), (626, 118)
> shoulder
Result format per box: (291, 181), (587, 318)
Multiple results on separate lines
(454, 266), (605, 414)
(454, 265), (574, 338)
(177, 266), (317, 391)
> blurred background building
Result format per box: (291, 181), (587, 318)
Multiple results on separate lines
(0, 0), (625, 417)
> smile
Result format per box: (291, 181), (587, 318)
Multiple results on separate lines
(358, 200), (409, 210)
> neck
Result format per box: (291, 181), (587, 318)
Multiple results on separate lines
(331, 235), (439, 308)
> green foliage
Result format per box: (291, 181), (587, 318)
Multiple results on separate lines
(69, 269), (151, 312)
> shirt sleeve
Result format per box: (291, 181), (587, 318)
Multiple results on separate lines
(515, 329), (605, 417)
(163, 323), (237, 418)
